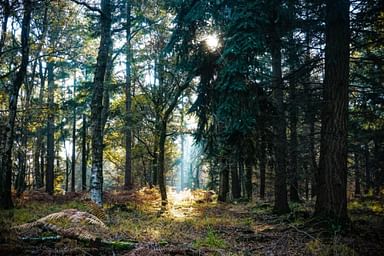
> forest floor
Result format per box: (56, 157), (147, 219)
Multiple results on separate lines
(0, 188), (384, 255)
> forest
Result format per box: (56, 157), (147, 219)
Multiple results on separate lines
(0, 0), (383, 255)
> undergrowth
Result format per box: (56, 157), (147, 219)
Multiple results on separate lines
(1, 190), (383, 255)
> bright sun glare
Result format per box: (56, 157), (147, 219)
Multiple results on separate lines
(205, 34), (219, 50)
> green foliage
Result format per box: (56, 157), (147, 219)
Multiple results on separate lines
(193, 228), (228, 249)
(349, 198), (384, 215)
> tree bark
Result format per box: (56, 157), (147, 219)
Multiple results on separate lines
(180, 133), (185, 191)
(314, 0), (350, 222)
(231, 161), (241, 199)
(364, 143), (371, 193)
(35, 60), (47, 189)
(245, 160), (253, 200)
(82, 114), (87, 191)
(218, 159), (229, 202)
(289, 80), (300, 203)
(71, 76), (77, 192)
(46, 62), (55, 195)
(0, 0), (32, 209)
(90, 0), (112, 206)
(354, 151), (361, 196)
(124, 0), (133, 190)
(152, 141), (159, 186)
(158, 121), (168, 206)
(271, 29), (290, 214)
(259, 136), (266, 200)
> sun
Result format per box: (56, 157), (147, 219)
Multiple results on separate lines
(205, 34), (220, 51)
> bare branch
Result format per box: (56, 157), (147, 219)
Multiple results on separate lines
(69, 0), (101, 14)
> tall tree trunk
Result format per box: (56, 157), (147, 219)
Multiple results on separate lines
(314, 0), (350, 222)
(0, 0), (32, 209)
(46, 61), (55, 195)
(195, 162), (200, 189)
(373, 141), (381, 195)
(82, 114), (87, 191)
(231, 161), (241, 199)
(271, 29), (290, 214)
(245, 160), (253, 200)
(33, 139), (42, 189)
(124, 0), (133, 190)
(71, 76), (77, 192)
(152, 142), (159, 186)
(158, 121), (168, 206)
(289, 81), (300, 202)
(35, 60), (47, 189)
(302, 9), (317, 199)
(40, 139), (45, 188)
(238, 157), (245, 197)
(16, 59), (34, 195)
(180, 133), (185, 191)
(16, 138), (27, 196)
(364, 143), (371, 193)
(90, 0), (112, 206)
(208, 159), (216, 191)
(28, 4), (48, 191)
(354, 151), (361, 196)
(218, 159), (229, 202)
(259, 136), (266, 200)
(65, 157), (69, 192)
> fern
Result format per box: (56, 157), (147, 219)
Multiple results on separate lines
(83, 200), (107, 221)
(13, 209), (107, 231)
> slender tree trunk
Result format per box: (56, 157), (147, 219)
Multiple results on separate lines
(259, 136), (266, 200)
(180, 133), (185, 191)
(303, 11), (317, 199)
(208, 159), (216, 191)
(289, 81), (300, 202)
(364, 143), (371, 193)
(89, 0), (112, 206)
(65, 157), (69, 192)
(271, 29), (290, 214)
(238, 158), (245, 197)
(314, 0), (350, 222)
(46, 62), (55, 195)
(35, 61), (47, 189)
(304, 165), (309, 200)
(28, 4), (48, 191)
(218, 159), (229, 202)
(34, 139), (42, 189)
(82, 114), (87, 191)
(373, 141), (381, 195)
(124, 0), (133, 190)
(195, 163), (200, 189)
(16, 140), (27, 196)
(40, 140), (45, 188)
(158, 121), (168, 206)
(152, 142), (158, 186)
(354, 151), (361, 196)
(71, 77), (76, 192)
(0, 0), (32, 209)
(245, 160), (253, 200)
(16, 71), (34, 195)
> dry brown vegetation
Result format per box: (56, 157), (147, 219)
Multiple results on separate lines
(1, 188), (383, 255)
